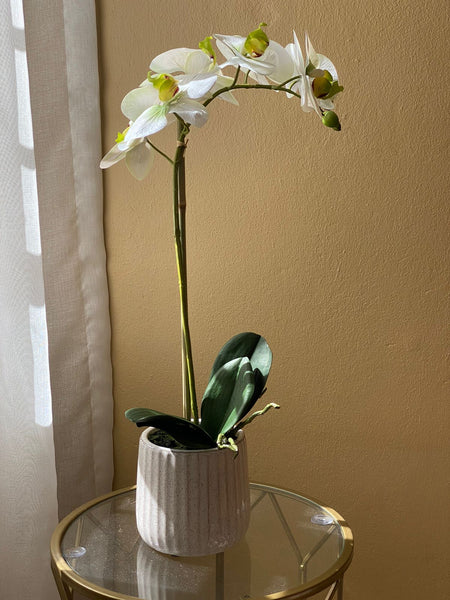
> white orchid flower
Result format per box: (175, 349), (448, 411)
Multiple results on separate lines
(214, 24), (276, 76)
(215, 33), (279, 76)
(214, 27), (294, 85)
(285, 31), (320, 116)
(259, 41), (294, 84)
(122, 71), (217, 143)
(150, 45), (238, 104)
(100, 130), (154, 180)
(101, 70), (217, 179)
(285, 32), (342, 119)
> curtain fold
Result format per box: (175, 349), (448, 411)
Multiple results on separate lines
(0, 1), (113, 598)
(23, 0), (114, 518)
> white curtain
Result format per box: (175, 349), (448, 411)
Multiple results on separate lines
(0, 1), (113, 598)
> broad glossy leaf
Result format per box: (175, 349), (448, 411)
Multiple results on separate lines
(209, 332), (272, 398)
(201, 357), (255, 439)
(125, 408), (216, 449)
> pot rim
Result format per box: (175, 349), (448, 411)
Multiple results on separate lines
(139, 426), (245, 455)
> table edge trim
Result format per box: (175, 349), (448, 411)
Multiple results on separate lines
(50, 483), (354, 600)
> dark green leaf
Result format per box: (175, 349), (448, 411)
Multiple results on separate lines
(210, 332), (272, 387)
(125, 408), (216, 449)
(208, 331), (272, 408)
(201, 357), (256, 439)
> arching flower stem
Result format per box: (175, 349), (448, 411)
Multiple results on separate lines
(203, 76), (304, 108)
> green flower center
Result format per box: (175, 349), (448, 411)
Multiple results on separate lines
(244, 23), (269, 58)
(199, 35), (216, 64)
(115, 127), (129, 143)
(151, 74), (179, 102)
(312, 76), (332, 98)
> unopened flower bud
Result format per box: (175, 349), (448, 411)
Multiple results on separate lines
(321, 111), (341, 131)
(244, 23), (269, 57)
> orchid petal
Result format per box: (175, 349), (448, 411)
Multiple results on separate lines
(318, 97), (335, 110)
(292, 31), (305, 74)
(100, 143), (126, 169)
(125, 141), (154, 180)
(121, 85), (159, 121)
(125, 104), (169, 140)
(248, 72), (270, 85)
(150, 48), (194, 73)
(264, 41), (294, 84)
(305, 33), (319, 68)
(213, 75), (239, 104)
(284, 31), (322, 116)
(214, 34), (245, 60)
(178, 73), (218, 99)
(293, 75), (319, 114)
(169, 98), (209, 127)
(215, 33), (276, 75)
(216, 74), (234, 87)
(315, 54), (338, 81)
(217, 90), (239, 105)
(305, 33), (338, 81)
(225, 53), (276, 75)
(184, 49), (212, 74)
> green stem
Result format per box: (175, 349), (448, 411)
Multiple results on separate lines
(203, 75), (303, 107)
(177, 130), (189, 418)
(173, 118), (198, 424)
(231, 65), (241, 86)
(146, 139), (174, 164)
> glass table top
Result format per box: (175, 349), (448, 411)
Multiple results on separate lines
(56, 483), (353, 600)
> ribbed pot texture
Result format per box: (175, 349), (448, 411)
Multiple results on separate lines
(136, 427), (250, 556)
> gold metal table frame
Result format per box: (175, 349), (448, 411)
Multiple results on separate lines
(50, 483), (353, 600)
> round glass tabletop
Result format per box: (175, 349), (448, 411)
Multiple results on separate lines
(52, 483), (353, 600)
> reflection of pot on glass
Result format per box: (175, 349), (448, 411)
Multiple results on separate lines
(136, 537), (251, 600)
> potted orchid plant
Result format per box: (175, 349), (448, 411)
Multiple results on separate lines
(101, 24), (343, 556)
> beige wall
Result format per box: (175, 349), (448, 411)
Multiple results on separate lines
(97, 1), (449, 598)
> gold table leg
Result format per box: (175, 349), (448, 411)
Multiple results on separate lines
(324, 578), (345, 600)
(51, 559), (73, 600)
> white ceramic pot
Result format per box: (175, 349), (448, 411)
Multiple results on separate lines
(136, 427), (250, 556)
